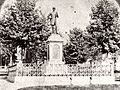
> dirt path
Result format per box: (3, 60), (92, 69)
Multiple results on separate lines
(0, 79), (17, 90)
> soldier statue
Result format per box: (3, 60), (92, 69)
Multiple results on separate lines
(48, 7), (59, 34)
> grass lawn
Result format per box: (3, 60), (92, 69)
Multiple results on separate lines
(18, 84), (120, 90)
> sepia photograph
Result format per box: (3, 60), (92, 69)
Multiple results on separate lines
(0, 0), (120, 90)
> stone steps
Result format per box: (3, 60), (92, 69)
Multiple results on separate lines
(0, 66), (8, 79)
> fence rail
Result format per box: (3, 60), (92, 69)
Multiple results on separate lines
(16, 62), (113, 77)
(0, 66), (6, 69)
(67, 63), (112, 76)
(17, 63), (44, 76)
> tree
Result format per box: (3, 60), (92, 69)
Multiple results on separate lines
(64, 0), (120, 64)
(63, 28), (101, 64)
(0, 39), (13, 66)
(86, 0), (120, 54)
(0, 0), (50, 64)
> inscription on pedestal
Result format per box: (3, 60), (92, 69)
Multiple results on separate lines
(52, 44), (60, 59)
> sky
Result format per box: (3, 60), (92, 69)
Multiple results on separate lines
(35, 0), (119, 33)
(35, 0), (96, 33)
(0, 0), (119, 43)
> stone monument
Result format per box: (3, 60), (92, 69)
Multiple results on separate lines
(47, 34), (64, 64)
(47, 7), (59, 34)
(45, 7), (65, 75)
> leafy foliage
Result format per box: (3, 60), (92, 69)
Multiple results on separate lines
(0, 0), (50, 63)
(63, 28), (102, 64)
(64, 0), (120, 64)
(87, 0), (120, 54)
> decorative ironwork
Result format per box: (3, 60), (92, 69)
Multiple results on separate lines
(17, 63), (44, 76)
(17, 62), (113, 77)
(67, 63), (113, 76)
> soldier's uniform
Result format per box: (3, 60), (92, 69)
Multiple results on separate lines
(48, 8), (59, 34)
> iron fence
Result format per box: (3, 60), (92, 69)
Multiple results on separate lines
(16, 62), (113, 77)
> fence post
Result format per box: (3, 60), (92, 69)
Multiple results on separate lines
(90, 60), (92, 85)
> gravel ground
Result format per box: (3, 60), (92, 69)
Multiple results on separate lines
(1, 78), (120, 90)
(18, 85), (120, 90)
(0, 78), (16, 90)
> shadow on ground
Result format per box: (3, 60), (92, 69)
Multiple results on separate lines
(18, 85), (120, 90)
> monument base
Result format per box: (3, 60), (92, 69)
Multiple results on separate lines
(45, 62), (68, 75)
